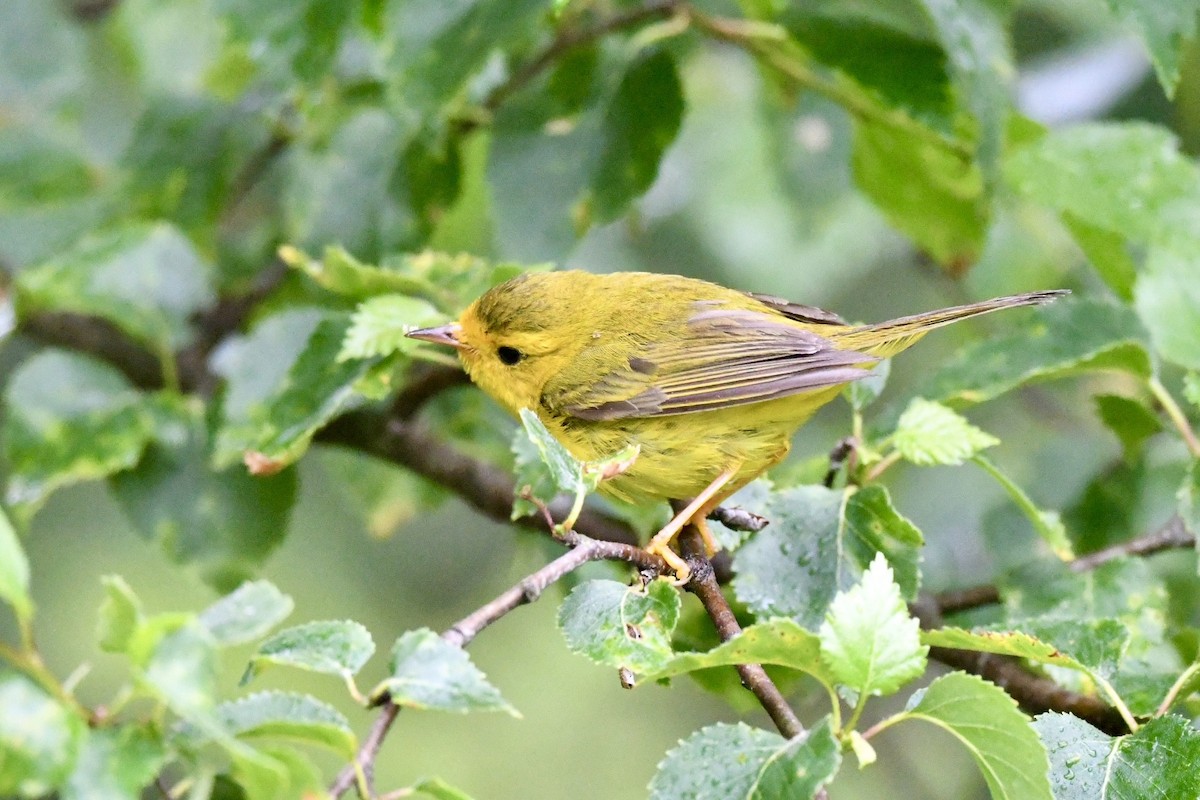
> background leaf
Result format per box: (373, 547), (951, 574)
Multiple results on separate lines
(558, 578), (680, 675)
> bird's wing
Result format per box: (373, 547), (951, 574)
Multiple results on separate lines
(548, 305), (875, 421)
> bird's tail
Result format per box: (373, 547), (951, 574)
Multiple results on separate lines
(831, 290), (1069, 358)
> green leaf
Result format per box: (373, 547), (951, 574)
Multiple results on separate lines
(1135, 245), (1200, 370)
(1179, 460), (1200, 551)
(511, 408), (639, 522)
(734, 485), (924, 630)
(648, 718), (841, 800)
(852, 115), (987, 267)
(15, 222), (215, 351)
(1185, 372), (1200, 412)
(109, 401), (297, 592)
(643, 617), (829, 685)
(408, 776), (477, 800)
(339, 293), (445, 361)
(918, 297), (1152, 407)
(212, 691), (356, 757)
(143, 622), (219, 720)
(819, 554), (927, 697)
(558, 579), (680, 675)
(591, 49), (684, 223)
(893, 398), (999, 465)
(0, 506), (32, 623)
(1035, 712), (1200, 799)
(199, 580), (294, 646)
(97, 575), (143, 654)
(0, 673), (85, 796)
(244, 620), (375, 683)
(210, 308), (325, 468)
(900, 672), (1052, 800)
(1005, 122), (1198, 246)
(1104, 0), (1200, 96)
(845, 359), (890, 412)
(371, 628), (518, 717)
(3, 350), (156, 521)
(1094, 394), (1163, 462)
(1062, 215), (1137, 301)
(63, 727), (166, 800)
(922, 619), (1130, 680)
(214, 313), (380, 470)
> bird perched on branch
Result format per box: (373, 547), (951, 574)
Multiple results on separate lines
(408, 270), (1066, 580)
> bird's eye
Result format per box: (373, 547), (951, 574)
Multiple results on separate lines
(497, 345), (524, 366)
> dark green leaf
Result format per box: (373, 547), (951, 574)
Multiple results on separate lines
(1104, 0), (1200, 96)
(213, 691), (356, 756)
(648, 718), (841, 800)
(558, 578), (680, 675)
(244, 620), (375, 683)
(0, 673), (84, 796)
(1094, 394), (1163, 462)
(592, 50), (684, 222)
(1035, 712), (1200, 799)
(901, 672), (1051, 800)
(643, 617), (829, 685)
(199, 580), (295, 646)
(917, 298), (1152, 407)
(893, 398), (998, 465)
(819, 554), (927, 697)
(974, 455), (1073, 560)
(372, 628), (518, 716)
(3, 350), (156, 521)
(1062, 215), (1137, 301)
(110, 402), (297, 592)
(15, 222), (215, 351)
(734, 485), (923, 629)
(63, 727), (165, 800)
(0, 506), (32, 623)
(1135, 245), (1200, 370)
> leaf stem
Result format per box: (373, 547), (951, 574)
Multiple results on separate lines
(1149, 376), (1200, 457)
(1093, 674), (1139, 732)
(1155, 660), (1200, 717)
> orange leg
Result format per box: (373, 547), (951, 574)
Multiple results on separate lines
(646, 466), (739, 583)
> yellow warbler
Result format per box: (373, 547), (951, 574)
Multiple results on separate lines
(407, 270), (1065, 578)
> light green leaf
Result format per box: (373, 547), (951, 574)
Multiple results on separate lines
(819, 554), (926, 697)
(0, 673), (85, 796)
(339, 293), (445, 361)
(643, 618), (829, 685)
(372, 628), (518, 717)
(14, 222), (215, 350)
(648, 718), (841, 800)
(212, 691), (356, 757)
(845, 359), (890, 412)
(1135, 245), (1200, 370)
(3, 350), (156, 521)
(63, 727), (165, 800)
(1035, 712), (1200, 799)
(0, 506), (32, 623)
(243, 620), (375, 683)
(1104, 0), (1200, 96)
(97, 575), (143, 654)
(734, 485), (923, 630)
(592, 49), (684, 222)
(1179, 461), (1200, 556)
(408, 776), (477, 800)
(901, 672), (1052, 800)
(1062, 214), (1136, 300)
(198, 580), (294, 646)
(922, 619), (1130, 680)
(893, 398), (999, 466)
(919, 297), (1152, 407)
(1184, 372), (1200, 412)
(143, 622), (219, 720)
(559, 579), (681, 676)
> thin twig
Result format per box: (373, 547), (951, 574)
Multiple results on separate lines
(1148, 377), (1200, 458)
(328, 533), (665, 797)
(1069, 514), (1194, 572)
(932, 584), (1002, 615)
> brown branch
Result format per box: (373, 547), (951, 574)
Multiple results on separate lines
(1069, 514), (1193, 572)
(932, 584), (1001, 615)
(317, 411), (641, 547)
(328, 532), (666, 797)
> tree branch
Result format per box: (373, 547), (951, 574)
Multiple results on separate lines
(328, 531), (666, 798)
(1069, 514), (1193, 572)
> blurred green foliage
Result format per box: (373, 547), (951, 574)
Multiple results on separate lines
(2, 0), (1200, 798)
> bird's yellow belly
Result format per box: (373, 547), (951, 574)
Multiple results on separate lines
(542, 386), (841, 504)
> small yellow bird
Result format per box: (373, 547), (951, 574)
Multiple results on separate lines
(407, 270), (1065, 578)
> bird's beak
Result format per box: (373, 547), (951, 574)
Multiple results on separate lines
(406, 323), (467, 350)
